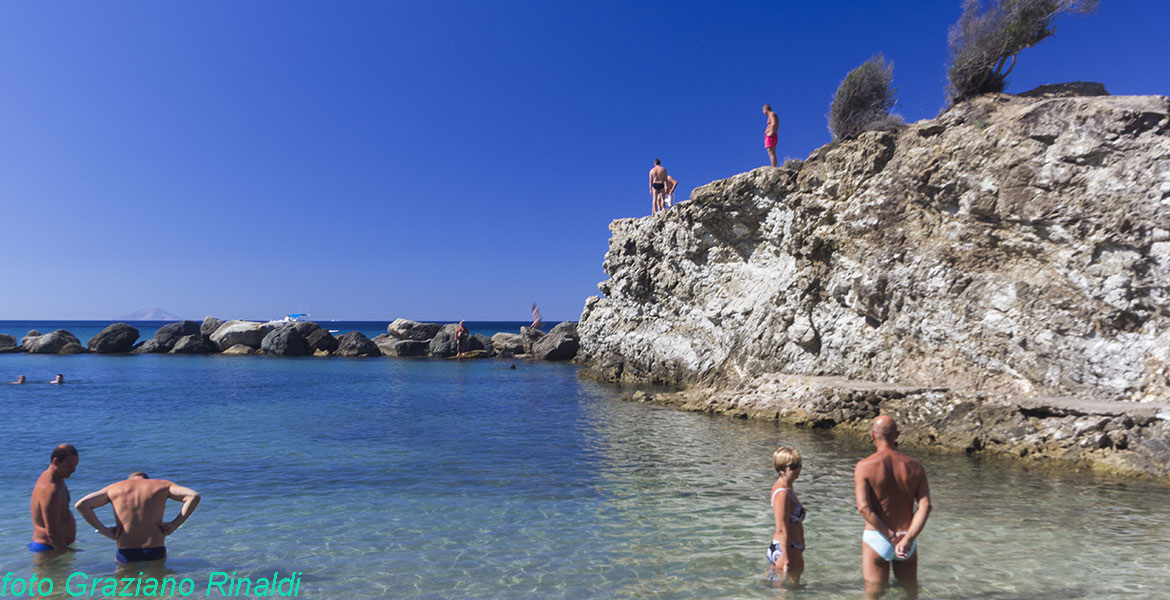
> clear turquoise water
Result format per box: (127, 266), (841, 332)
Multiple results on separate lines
(1, 339), (1168, 599)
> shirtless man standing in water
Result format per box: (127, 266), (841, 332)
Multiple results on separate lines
(649, 159), (669, 215)
(75, 472), (201, 563)
(29, 444), (79, 554)
(854, 415), (932, 598)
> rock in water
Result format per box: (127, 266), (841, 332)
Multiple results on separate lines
(428, 324), (460, 357)
(210, 320), (274, 351)
(87, 323), (140, 353)
(0, 334), (19, 353)
(261, 325), (311, 356)
(304, 328), (339, 353)
(200, 316), (225, 337)
(387, 319), (443, 341)
(491, 333), (525, 356)
(533, 326), (580, 361)
(335, 332), (380, 357)
(171, 335), (217, 354)
(25, 330), (82, 354)
(153, 321), (202, 351)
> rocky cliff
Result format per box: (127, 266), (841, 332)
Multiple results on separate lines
(579, 90), (1170, 478)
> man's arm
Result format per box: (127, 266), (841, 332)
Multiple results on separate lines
(160, 483), (201, 535)
(895, 468), (932, 558)
(853, 463), (894, 539)
(74, 488), (117, 541)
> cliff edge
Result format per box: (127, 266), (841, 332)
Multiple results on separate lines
(579, 90), (1170, 479)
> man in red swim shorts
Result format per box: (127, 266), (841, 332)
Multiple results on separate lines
(763, 104), (779, 167)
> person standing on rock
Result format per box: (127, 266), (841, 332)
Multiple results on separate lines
(454, 321), (470, 356)
(664, 174), (679, 208)
(854, 415), (932, 599)
(763, 104), (779, 167)
(649, 159), (669, 215)
(530, 304), (543, 330)
(766, 446), (806, 586)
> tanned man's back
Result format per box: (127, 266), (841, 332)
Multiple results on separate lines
(854, 415), (932, 599)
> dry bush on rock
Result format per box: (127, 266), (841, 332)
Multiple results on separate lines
(828, 53), (904, 141)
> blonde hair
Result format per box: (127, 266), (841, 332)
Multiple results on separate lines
(772, 446), (802, 473)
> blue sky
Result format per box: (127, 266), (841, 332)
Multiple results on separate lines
(1, 1), (1166, 321)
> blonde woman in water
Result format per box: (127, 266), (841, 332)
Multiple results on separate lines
(767, 446), (806, 585)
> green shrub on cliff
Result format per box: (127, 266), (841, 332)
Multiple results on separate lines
(828, 53), (903, 141)
(947, 0), (1097, 103)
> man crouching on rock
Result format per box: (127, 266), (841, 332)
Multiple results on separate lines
(75, 472), (200, 563)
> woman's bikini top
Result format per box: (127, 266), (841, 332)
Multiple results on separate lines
(770, 487), (806, 524)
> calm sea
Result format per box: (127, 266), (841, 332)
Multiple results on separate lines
(0, 321), (1167, 599)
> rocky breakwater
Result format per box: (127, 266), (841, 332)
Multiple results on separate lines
(5, 316), (581, 362)
(579, 87), (1170, 479)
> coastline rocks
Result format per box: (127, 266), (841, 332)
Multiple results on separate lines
(21, 331), (42, 349)
(387, 339), (430, 357)
(171, 335), (217, 354)
(200, 316), (224, 337)
(153, 321), (202, 351)
(491, 333), (526, 356)
(132, 339), (169, 354)
(387, 319), (443, 341)
(520, 327), (545, 353)
(533, 324), (580, 361)
(335, 332), (380, 357)
(304, 328), (339, 354)
(87, 323), (140, 354)
(222, 344), (256, 355)
(59, 342), (88, 354)
(261, 325), (310, 357)
(210, 321), (274, 351)
(579, 92), (1170, 398)
(472, 334), (493, 354)
(25, 330), (82, 354)
(0, 334), (18, 353)
(428, 324), (460, 357)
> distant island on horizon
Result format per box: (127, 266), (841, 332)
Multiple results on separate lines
(117, 308), (182, 321)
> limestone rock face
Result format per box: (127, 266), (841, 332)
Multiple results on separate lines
(222, 344), (256, 355)
(335, 332), (380, 357)
(210, 321), (274, 351)
(261, 325), (310, 356)
(59, 342), (88, 354)
(87, 323), (140, 353)
(25, 330), (82, 354)
(580, 92), (1170, 403)
(387, 319), (443, 341)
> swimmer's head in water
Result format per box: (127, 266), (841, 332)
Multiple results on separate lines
(772, 446), (802, 473)
(16, 375), (25, 383)
(128, 472), (149, 479)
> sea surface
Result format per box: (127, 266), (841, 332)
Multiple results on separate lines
(0, 321), (1167, 599)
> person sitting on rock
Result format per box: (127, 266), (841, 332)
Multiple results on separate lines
(455, 322), (470, 356)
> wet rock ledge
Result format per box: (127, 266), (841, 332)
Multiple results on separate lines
(577, 87), (1170, 481)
